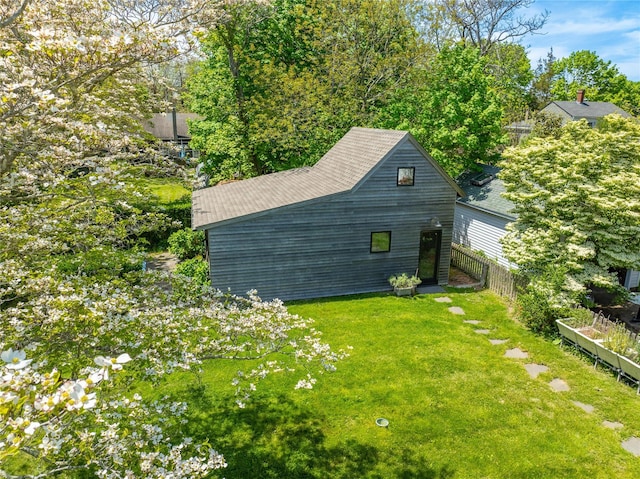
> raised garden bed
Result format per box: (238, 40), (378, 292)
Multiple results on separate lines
(557, 313), (640, 393)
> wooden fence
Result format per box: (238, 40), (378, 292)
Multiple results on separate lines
(450, 244), (525, 301)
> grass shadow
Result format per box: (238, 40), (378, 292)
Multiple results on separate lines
(176, 384), (455, 478)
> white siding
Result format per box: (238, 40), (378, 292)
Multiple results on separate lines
(453, 203), (515, 268)
(625, 270), (640, 290)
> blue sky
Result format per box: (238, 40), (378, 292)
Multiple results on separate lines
(523, 0), (640, 81)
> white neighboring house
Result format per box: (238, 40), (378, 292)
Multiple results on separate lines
(452, 164), (639, 290)
(453, 165), (516, 269)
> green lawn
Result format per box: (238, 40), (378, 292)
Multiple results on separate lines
(162, 290), (640, 478)
(143, 177), (191, 204)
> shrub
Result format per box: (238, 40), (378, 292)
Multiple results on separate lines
(516, 267), (581, 336)
(175, 257), (210, 285)
(388, 273), (422, 289)
(168, 228), (205, 260)
(56, 248), (144, 279)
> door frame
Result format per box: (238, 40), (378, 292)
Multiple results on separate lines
(418, 229), (442, 285)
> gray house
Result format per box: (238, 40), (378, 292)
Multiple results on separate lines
(192, 127), (464, 300)
(541, 90), (631, 127)
(506, 91), (632, 142)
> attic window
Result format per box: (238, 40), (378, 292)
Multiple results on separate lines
(397, 167), (415, 186)
(470, 172), (494, 186)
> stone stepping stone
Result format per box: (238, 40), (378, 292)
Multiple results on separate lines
(489, 339), (509, 345)
(504, 348), (529, 359)
(463, 320), (481, 325)
(474, 329), (491, 335)
(524, 363), (549, 378)
(549, 378), (570, 392)
(448, 306), (465, 315)
(622, 437), (640, 457)
(434, 297), (452, 303)
(573, 401), (595, 414)
(603, 420), (624, 430)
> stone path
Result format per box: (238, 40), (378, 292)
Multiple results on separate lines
(524, 363), (549, 379)
(622, 437), (640, 457)
(573, 401), (595, 413)
(446, 301), (636, 458)
(603, 420), (624, 430)
(146, 252), (179, 272)
(434, 296), (452, 303)
(504, 348), (529, 359)
(548, 378), (570, 392)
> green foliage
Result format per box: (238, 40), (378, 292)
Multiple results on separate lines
(56, 247), (145, 279)
(500, 115), (640, 299)
(175, 257), (210, 285)
(528, 110), (563, 139)
(562, 307), (595, 329)
(388, 273), (422, 288)
(186, 0), (429, 182)
(529, 48), (556, 110)
(602, 321), (634, 355)
(484, 42), (534, 123)
(550, 50), (626, 102)
(516, 266), (578, 336)
(168, 228), (205, 260)
(379, 43), (506, 177)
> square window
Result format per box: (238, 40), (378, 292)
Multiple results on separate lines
(370, 231), (391, 253)
(397, 167), (415, 186)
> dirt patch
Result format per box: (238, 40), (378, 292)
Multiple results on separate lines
(146, 252), (179, 273)
(448, 266), (478, 287)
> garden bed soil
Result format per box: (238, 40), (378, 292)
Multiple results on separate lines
(577, 327), (603, 339)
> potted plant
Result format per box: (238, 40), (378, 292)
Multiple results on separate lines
(389, 273), (422, 297)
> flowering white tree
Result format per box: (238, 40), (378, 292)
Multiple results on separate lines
(500, 115), (640, 299)
(1, 349), (228, 478)
(1, 0), (346, 476)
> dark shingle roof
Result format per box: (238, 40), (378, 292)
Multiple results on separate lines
(192, 127), (462, 230)
(545, 101), (630, 120)
(456, 165), (516, 220)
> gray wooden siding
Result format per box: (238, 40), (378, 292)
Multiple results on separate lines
(453, 203), (514, 268)
(206, 141), (457, 300)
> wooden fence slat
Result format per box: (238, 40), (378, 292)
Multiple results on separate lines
(451, 243), (523, 301)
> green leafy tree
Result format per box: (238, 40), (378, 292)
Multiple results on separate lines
(485, 42), (534, 122)
(550, 50), (624, 101)
(379, 43), (506, 176)
(186, 0), (428, 182)
(529, 48), (556, 110)
(500, 115), (640, 301)
(1, 1), (347, 476)
(528, 110), (563, 139)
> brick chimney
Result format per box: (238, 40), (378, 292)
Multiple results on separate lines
(576, 89), (585, 104)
